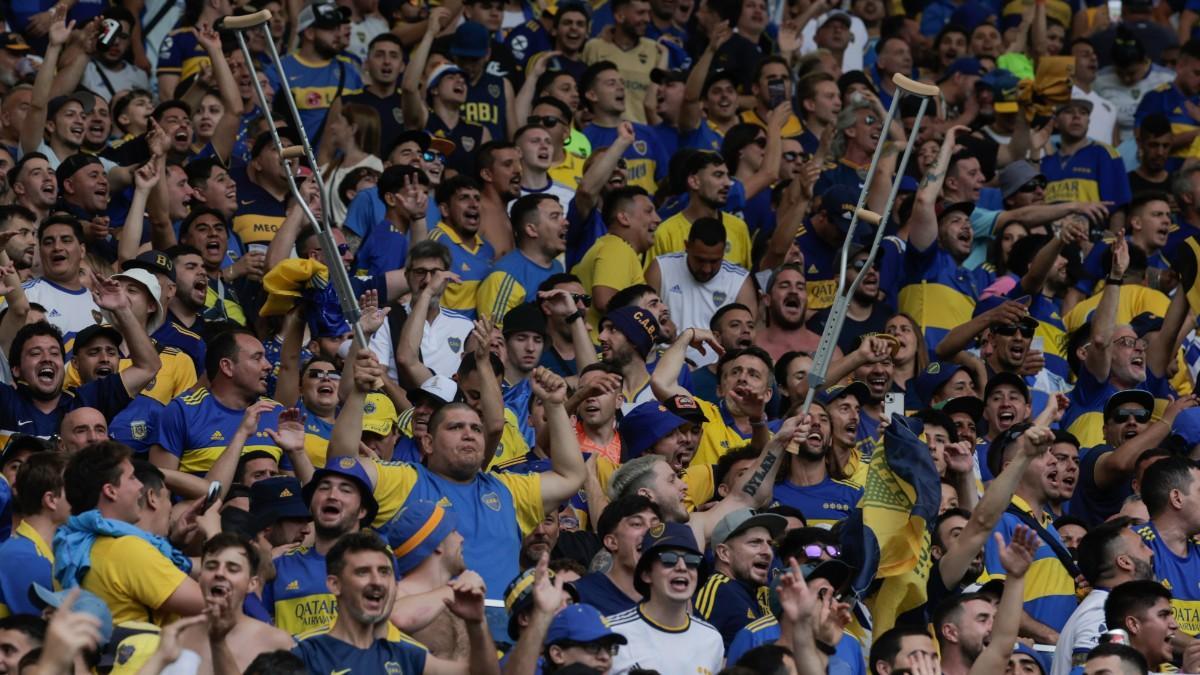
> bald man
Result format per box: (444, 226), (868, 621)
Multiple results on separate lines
(58, 407), (109, 454)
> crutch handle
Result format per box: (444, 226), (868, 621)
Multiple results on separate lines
(855, 208), (882, 225)
(280, 146), (305, 159)
(892, 73), (940, 98)
(218, 9), (272, 30)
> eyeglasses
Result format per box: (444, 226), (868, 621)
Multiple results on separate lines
(1018, 176), (1047, 193)
(1112, 336), (1148, 350)
(802, 544), (841, 559)
(816, 586), (854, 604)
(410, 266), (447, 278)
(655, 550), (702, 568)
(1110, 407), (1151, 424)
(317, 242), (350, 256)
(306, 369), (341, 381)
(572, 293), (592, 307)
(992, 322), (1036, 338)
(529, 115), (563, 128)
(421, 151), (445, 164)
(557, 641), (621, 656)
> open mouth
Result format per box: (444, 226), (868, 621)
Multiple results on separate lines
(50, 253), (68, 265)
(36, 364), (56, 384)
(69, 123), (85, 137)
(464, 209), (480, 226)
(1131, 354), (1146, 367)
(317, 383), (335, 396)
(88, 120), (106, 134)
(1009, 344), (1026, 360)
(997, 410), (1016, 425)
(40, 181), (55, 196)
(668, 574), (690, 592)
(207, 582), (231, 598)
(751, 558), (771, 575)
(867, 376), (887, 391)
(1123, 427), (1139, 440)
(845, 421), (858, 436)
(94, 186), (109, 200)
(782, 294), (803, 310)
(174, 129), (190, 145)
(95, 365), (113, 377)
(206, 239), (223, 255)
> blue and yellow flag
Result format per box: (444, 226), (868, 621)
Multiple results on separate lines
(261, 259), (350, 338)
(840, 414), (941, 635)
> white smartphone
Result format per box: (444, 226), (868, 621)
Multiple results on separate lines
(1031, 336), (1045, 353)
(883, 392), (904, 420)
(203, 481), (222, 510)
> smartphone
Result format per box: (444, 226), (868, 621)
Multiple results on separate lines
(99, 18), (121, 49)
(883, 392), (904, 420)
(1031, 336), (1045, 353)
(203, 481), (222, 510)
(767, 78), (788, 109)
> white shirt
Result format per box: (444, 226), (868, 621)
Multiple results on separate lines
(348, 15), (389, 63)
(401, 303), (474, 379)
(516, 179), (575, 213)
(656, 251), (749, 367)
(800, 12), (867, 73)
(1051, 588), (1109, 675)
(605, 606), (725, 675)
(1073, 85), (1119, 145)
(22, 277), (101, 345)
(83, 61), (151, 101)
(322, 155), (384, 231)
(1094, 64), (1176, 143)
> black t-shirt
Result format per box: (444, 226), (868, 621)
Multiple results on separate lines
(1128, 170), (1170, 198)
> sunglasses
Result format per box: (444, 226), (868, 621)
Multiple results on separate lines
(572, 293), (592, 307)
(306, 369), (341, 381)
(421, 151), (445, 164)
(992, 322), (1035, 338)
(335, 243), (350, 255)
(1110, 407), (1151, 424)
(1112, 336), (1148, 350)
(816, 586), (855, 604)
(802, 544), (841, 559)
(782, 151), (799, 162)
(1018, 176), (1047, 193)
(850, 259), (877, 271)
(864, 114), (878, 126)
(529, 115), (563, 128)
(655, 550), (703, 568)
(557, 641), (621, 656)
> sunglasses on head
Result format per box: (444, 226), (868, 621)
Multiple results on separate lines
(992, 322), (1035, 338)
(421, 151), (445, 164)
(655, 550), (703, 568)
(529, 115), (563, 128)
(1110, 407), (1151, 424)
(572, 293), (592, 307)
(1018, 176), (1047, 193)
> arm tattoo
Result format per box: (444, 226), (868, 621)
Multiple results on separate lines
(742, 447), (780, 498)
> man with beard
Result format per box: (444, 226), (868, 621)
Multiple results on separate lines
(178, 208), (249, 325)
(8, 154), (57, 224)
(267, 456), (377, 636)
(695, 508), (787, 646)
(808, 245), (890, 355)
(597, 306), (660, 413)
(773, 401), (862, 528)
(477, 141), (523, 257)
(479, 195), (567, 324)
(572, 186), (660, 328)
(501, 303), (548, 445)
(156, 246), (209, 369)
(689, 302), (756, 402)
(0, 205), (36, 280)
(396, 244), (476, 381)
(1050, 517), (1155, 675)
(152, 328), (284, 475)
(198, 534), (294, 672)
(647, 218), (755, 367)
(514, 125), (574, 208)
(1134, 455), (1200, 638)
(758, 263), (827, 362)
(291, 531), (500, 675)
(343, 33), (405, 156)
(581, 0), (665, 126)
(388, 500), (479, 662)
(1128, 115), (1172, 197)
(429, 175), (494, 318)
(247, 475), (313, 551)
(267, 1), (360, 151)
(983, 422), (1078, 643)
(650, 152), (752, 270)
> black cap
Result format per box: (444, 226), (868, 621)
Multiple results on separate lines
(55, 153), (103, 185)
(1103, 389), (1155, 421)
(250, 127), (302, 159)
(701, 69), (738, 97)
(74, 323), (123, 351)
(650, 68), (687, 85)
(984, 371), (1030, 403)
(121, 250), (175, 283)
(663, 395), (708, 424)
(987, 421), (1033, 477)
(0, 434), (50, 468)
(47, 92), (94, 120)
(503, 302), (547, 338)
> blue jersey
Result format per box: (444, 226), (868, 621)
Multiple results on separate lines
(477, 249), (564, 323)
(795, 222), (844, 313)
(572, 573), (638, 616)
(427, 223), (495, 319)
(265, 54), (363, 151)
(0, 521), (53, 618)
(814, 159), (867, 197)
(155, 388), (286, 475)
(502, 378), (535, 448)
(292, 633), (426, 674)
(694, 572), (768, 647)
(111, 395), (166, 456)
(772, 476), (862, 528)
(156, 26), (207, 83)
(983, 498), (1077, 632)
(581, 123), (668, 193)
(152, 316), (205, 374)
(427, 113), (486, 177)
(1068, 444), (1130, 526)
(355, 219), (410, 277)
(0, 375), (130, 439)
(1062, 369), (1118, 451)
(1137, 521), (1200, 635)
(899, 241), (986, 356)
(1136, 83), (1200, 171)
(463, 72), (509, 141)
(504, 19), (552, 73)
(266, 546), (339, 637)
(1041, 142), (1132, 210)
(728, 618), (865, 675)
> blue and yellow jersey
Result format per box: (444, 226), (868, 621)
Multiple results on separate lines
(738, 108), (804, 138)
(231, 167), (288, 246)
(899, 242), (986, 356)
(493, 450), (591, 530)
(728, 615), (782, 664)
(155, 389), (285, 474)
(1136, 83), (1200, 170)
(772, 476), (862, 529)
(153, 319), (205, 375)
(371, 461), (543, 601)
(292, 631), (426, 674)
(503, 378), (535, 448)
(581, 123), (668, 193)
(400, 405), (528, 470)
(264, 54), (363, 151)
(651, 120), (723, 161)
(795, 222), (844, 312)
(1041, 142), (1132, 209)
(571, 233), (646, 331)
(1136, 521), (1200, 635)
(463, 72), (509, 141)
(297, 400), (334, 467)
(203, 276), (246, 326)
(1061, 370), (1118, 451)
(266, 546), (337, 637)
(111, 395), (166, 456)
(476, 250), (564, 325)
(65, 344), (196, 405)
(982, 497), (1077, 632)
(648, 211), (752, 272)
(354, 219), (409, 278)
(691, 398), (781, 468)
(1062, 284), (1170, 335)
(549, 151), (586, 190)
(156, 26), (208, 81)
(427, 113), (486, 177)
(428, 222), (495, 318)
(693, 571), (769, 647)
(0, 521), (54, 618)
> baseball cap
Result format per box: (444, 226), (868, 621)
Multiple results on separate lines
(392, 129), (457, 157)
(999, 160), (1045, 200)
(56, 153), (103, 185)
(362, 393), (399, 437)
(815, 381), (871, 407)
(406, 374), (458, 407)
(297, 1), (350, 32)
(249, 476), (312, 524)
(1129, 311), (1164, 337)
(1012, 643), (1050, 675)
(427, 63), (467, 91)
(121, 250), (176, 283)
(983, 371), (1030, 403)
(503, 566), (579, 640)
(1055, 98), (1094, 115)
(701, 69), (737, 97)
(711, 508), (788, 547)
(1103, 389), (1155, 421)
(111, 267), (166, 335)
(979, 67), (1020, 113)
(936, 200), (975, 220)
(450, 21), (490, 59)
(73, 323), (123, 352)
(1171, 407), (1200, 449)
(0, 434), (50, 469)
(650, 68), (687, 85)
(504, 302), (548, 339)
(634, 522), (703, 596)
(387, 500), (458, 576)
(30, 583), (114, 647)
(819, 10), (852, 26)
(603, 306), (661, 359)
(47, 92), (94, 120)
(937, 57), (985, 83)
(936, 395), (984, 424)
(663, 394), (707, 424)
(987, 421), (1033, 477)
(0, 33), (30, 51)
(546, 604), (628, 646)
(818, 184), (859, 234)
(619, 401), (690, 460)
(913, 362), (964, 408)
(303, 456), (380, 527)
(801, 558), (853, 592)
(250, 127), (302, 159)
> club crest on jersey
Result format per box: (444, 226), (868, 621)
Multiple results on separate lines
(633, 140), (647, 155)
(448, 337), (463, 352)
(481, 491), (502, 511)
(712, 291), (727, 304)
(489, 84), (501, 98)
(306, 91), (323, 107)
(462, 136), (476, 152)
(393, 109), (404, 124)
(131, 421), (147, 440)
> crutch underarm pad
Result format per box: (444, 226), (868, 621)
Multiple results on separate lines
(892, 74), (940, 97)
(218, 9), (272, 30)
(280, 146), (305, 159)
(855, 208), (883, 225)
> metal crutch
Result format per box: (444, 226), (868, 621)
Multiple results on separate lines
(217, 9), (369, 350)
(792, 73), (942, 435)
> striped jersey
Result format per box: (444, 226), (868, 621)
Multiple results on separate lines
(476, 249), (564, 325)
(265, 54), (363, 150)
(155, 388), (285, 474)
(693, 571), (769, 647)
(156, 25), (208, 82)
(1137, 521), (1200, 635)
(428, 222), (495, 319)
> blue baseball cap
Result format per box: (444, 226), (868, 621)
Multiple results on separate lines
(450, 21), (490, 59)
(634, 522), (703, 595)
(386, 500), (458, 576)
(817, 184), (860, 234)
(938, 57), (985, 83)
(249, 476), (311, 523)
(913, 361), (964, 407)
(816, 381), (871, 407)
(303, 456), (380, 527)
(1012, 643), (1049, 675)
(1130, 311), (1164, 337)
(1172, 407), (1200, 449)
(619, 401), (690, 461)
(546, 604), (628, 646)
(603, 306), (661, 359)
(30, 583), (113, 647)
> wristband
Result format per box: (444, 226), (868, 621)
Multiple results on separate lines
(815, 640), (837, 656)
(750, 417), (768, 428)
(1105, 276), (1124, 286)
(566, 310), (584, 324)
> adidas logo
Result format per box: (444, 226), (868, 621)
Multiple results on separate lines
(436, 496), (452, 508)
(670, 285), (682, 294)
(210, 431), (224, 441)
(279, 488), (293, 497)
(808, 264), (818, 274)
(286, 580), (299, 590)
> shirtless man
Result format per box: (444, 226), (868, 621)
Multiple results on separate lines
(198, 533), (294, 670)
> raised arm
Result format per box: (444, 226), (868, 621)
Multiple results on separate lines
(21, 19), (74, 156)
(195, 22), (244, 162)
(395, 272), (451, 388)
(650, 327), (724, 401)
(681, 22), (731, 133)
(1082, 237), (1127, 382)
(574, 123), (634, 216)
(266, 407), (316, 484)
(502, 555), (561, 675)
(514, 51), (558, 126)
(1092, 395), (1198, 488)
(0, 250), (30, 357)
(327, 349), (385, 467)
(1148, 283), (1189, 377)
(934, 300), (1029, 361)
(92, 274), (162, 397)
(967, 528), (1036, 675)
(910, 125), (970, 251)
(273, 309), (306, 408)
(761, 153), (821, 271)
(467, 317), (506, 466)
(205, 400), (277, 499)
(118, 161), (159, 264)
(541, 289), (596, 371)
(740, 102), (787, 200)
(426, 574), (501, 675)
(532, 368), (586, 513)
(401, 7), (453, 131)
